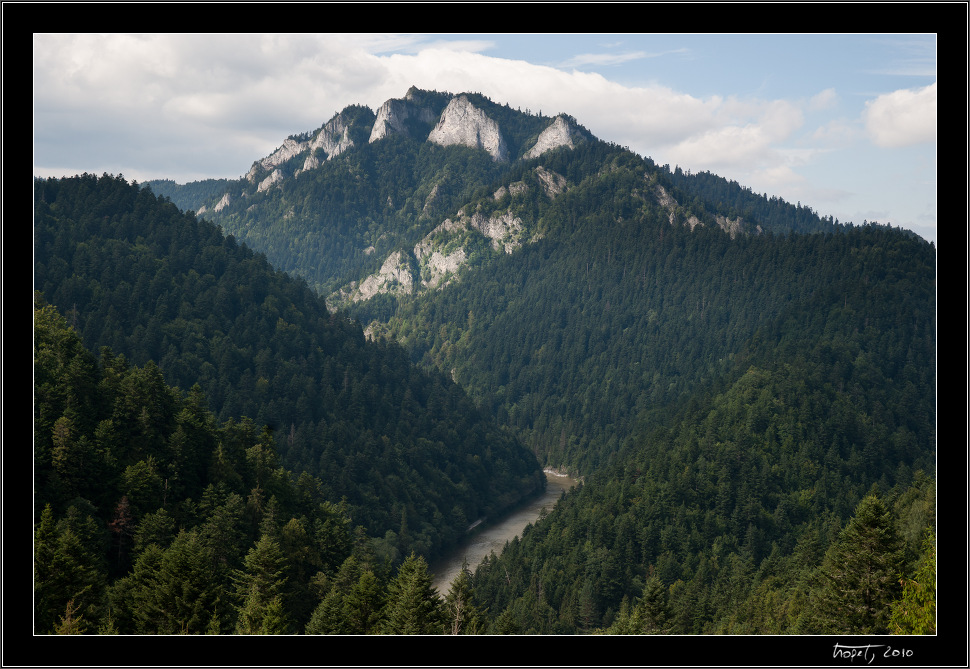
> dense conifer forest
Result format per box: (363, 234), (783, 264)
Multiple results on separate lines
(33, 91), (937, 645)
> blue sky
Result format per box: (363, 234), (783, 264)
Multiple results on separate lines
(33, 33), (937, 242)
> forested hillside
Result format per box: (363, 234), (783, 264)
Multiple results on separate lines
(34, 173), (544, 574)
(466, 222), (937, 632)
(33, 299), (499, 635)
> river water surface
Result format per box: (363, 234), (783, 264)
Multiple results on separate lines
(431, 469), (578, 595)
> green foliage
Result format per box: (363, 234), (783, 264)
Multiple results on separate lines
(34, 504), (106, 633)
(808, 494), (905, 634)
(442, 560), (486, 634)
(34, 173), (544, 566)
(381, 553), (444, 634)
(233, 535), (291, 634)
(33, 301), (356, 633)
(143, 178), (234, 214)
(889, 529), (936, 634)
(463, 220), (934, 633)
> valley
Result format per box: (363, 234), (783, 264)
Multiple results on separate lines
(34, 86), (936, 639)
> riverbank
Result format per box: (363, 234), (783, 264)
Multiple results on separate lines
(430, 470), (578, 595)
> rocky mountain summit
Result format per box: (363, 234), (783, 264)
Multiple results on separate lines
(245, 105), (371, 190)
(235, 87), (590, 194)
(168, 85), (803, 314)
(369, 86), (448, 143)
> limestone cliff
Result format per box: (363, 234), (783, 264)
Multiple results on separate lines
(369, 92), (440, 143)
(328, 250), (417, 309)
(244, 108), (361, 185)
(302, 113), (356, 171)
(524, 115), (581, 159)
(246, 137), (306, 183)
(257, 169), (283, 193)
(428, 95), (509, 162)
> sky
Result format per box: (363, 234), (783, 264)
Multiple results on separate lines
(33, 33), (938, 243)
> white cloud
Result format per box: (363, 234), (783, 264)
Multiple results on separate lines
(659, 98), (804, 177)
(558, 51), (650, 68)
(863, 83), (936, 148)
(809, 88), (838, 112)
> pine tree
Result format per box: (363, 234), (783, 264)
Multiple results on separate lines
(381, 553), (444, 634)
(52, 599), (87, 635)
(305, 587), (346, 635)
(342, 570), (385, 634)
(889, 529), (936, 634)
(233, 534), (291, 634)
(133, 529), (221, 634)
(609, 575), (672, 634)
(34, 505), (105, 634)
(442, 560), (484, 634)
(812, 494), (905, 634)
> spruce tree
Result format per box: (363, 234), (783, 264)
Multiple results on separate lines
(381, 553), (444, 634)
(889, 529), (936, 634)
(342, 570), (385, 634)
(442, 560), (484, 634)
(812, 494), (904, 634)
(233, 534), (291, 634)
(610, 575), (671, 634)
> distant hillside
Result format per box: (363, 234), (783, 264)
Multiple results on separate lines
(143, 177), (234, 214)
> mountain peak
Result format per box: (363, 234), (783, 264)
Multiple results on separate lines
(524, 115), (585, 159)
(428, 95), (509, 162)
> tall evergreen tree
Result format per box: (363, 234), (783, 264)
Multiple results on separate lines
(381, 553), (444, 634)
(442, 560), (484, 634)
(233, 534), (291, 634)
(889, 529), (936, 634)
(811, 494), (904, 634)
(34, 504), (106, 633)
(132, 529), (221, 634)
(342, 570), (385, 634)
(608, 575), (672, 634)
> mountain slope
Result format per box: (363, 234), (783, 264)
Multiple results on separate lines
(467, 222), (936, 633)
(34, 172), (545, 564)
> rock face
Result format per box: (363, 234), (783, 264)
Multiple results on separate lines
(428, 95), (509, 162)
(245, 109), (358, 184)
(240, 89), (580, 200)
(467, 210), (525, 254)
(524, 115), (580, 159)
(369, 93), (439, 143)
(346, 250), (416, 303)
(415, 245), (466, 289)
(253, 137), (306, 175)
(257, 169), (283, 193)
(535, 166), (567, 198)
(213, 192), (232, 212)
(302, 113), (356, 171)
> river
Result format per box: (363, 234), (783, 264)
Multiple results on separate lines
(430, 469), (579, 595)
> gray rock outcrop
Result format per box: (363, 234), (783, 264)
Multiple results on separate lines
(350, 250), (416, 302)
(369, 96), (439, 143)
(213, 192), (232, 212)
(302, 114), (356, 171)
(524, 115), (580, 159)
(428, 95), (509, 162)
(257, 169), (283, 193)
